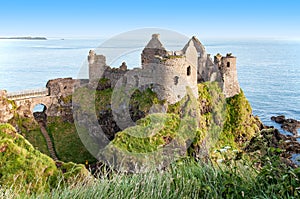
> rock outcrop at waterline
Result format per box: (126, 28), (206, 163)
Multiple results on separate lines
(271, 115), (300, 136)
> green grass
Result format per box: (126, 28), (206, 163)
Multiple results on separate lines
(5, 157), (300, 199)
(8, 112), (96, 165)
(0, 123), (91, 196)
(2, 81), (300, 198)
(111, 113), (181, 153)
(22, 128), (50, 156)
(46, 117), (97, 164)
(8, 114), (50, 156)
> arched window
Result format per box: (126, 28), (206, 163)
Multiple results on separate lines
(187, 66), (191, 76)
(227, 62), (230, 67)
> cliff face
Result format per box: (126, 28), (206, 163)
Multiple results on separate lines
(1, 80), (261, 172)
(96, 82), (261, 171)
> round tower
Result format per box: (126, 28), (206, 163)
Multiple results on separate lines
(219, 54), (240, 98)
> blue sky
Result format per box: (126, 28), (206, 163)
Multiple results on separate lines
(0, 0), (299, 39)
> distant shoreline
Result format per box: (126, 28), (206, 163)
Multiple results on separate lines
(0, 37), (47, 40)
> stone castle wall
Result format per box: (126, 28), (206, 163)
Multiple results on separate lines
(88, 34), (200, 104)
(0, 78), (79, 123)
(215, 54), (240, 98)
(87, 34), (240, 102)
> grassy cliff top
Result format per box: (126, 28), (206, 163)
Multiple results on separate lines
(0, 123), (91, 195)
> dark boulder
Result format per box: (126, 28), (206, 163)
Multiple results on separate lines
(271, 115), (300, 136)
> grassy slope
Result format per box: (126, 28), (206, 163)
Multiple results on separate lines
(8, 114), (50, 156)
(0, 123), (91, 196)
(46, 117), (96, 164)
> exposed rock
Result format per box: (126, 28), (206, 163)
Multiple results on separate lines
(33, 111), (47, 123)
(245, 127), (300, 168)
(271, 115), (286, 124)
(46, 78), (75, 98)
(271, 115), (300, 136)
(0, 91), (14, 123)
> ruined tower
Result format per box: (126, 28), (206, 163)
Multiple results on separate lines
(88, 50), (107, 82)
(137, 34), (199, 103)
(215, 53), (240, 98)
(86, 33), (240, 102)
(182, 36), (221, 83)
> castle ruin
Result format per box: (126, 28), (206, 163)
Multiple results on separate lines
(88, 34), (240, 104)
(0, 33), (241, 123)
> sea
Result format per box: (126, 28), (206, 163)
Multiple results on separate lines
(1, 37), (300, 138)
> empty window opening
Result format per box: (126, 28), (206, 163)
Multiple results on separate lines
(227, 62), (230, 67)
(187, 66), (191, 76)
(174, 76), (179, 85)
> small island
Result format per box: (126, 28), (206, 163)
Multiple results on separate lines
(0, 36), (47, 40)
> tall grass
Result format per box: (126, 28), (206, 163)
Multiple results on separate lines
(6, 158), (298, 199)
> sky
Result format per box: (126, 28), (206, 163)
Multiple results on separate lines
(0, 0), (299, 39)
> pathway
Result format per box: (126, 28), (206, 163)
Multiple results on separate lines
(38, 121), (58, 161)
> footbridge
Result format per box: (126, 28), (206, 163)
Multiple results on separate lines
(7, 88), (49, 100)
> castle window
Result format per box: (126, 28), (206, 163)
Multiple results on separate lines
(174, 76), (179, 85)
(227, 62), (230, 67)
(187, 66), (191, 76)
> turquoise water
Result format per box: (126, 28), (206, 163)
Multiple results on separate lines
(1, 38), (300, 131)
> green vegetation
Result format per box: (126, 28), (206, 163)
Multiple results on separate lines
(130, 88), (165, 114)
(8, 114), (50, 156)
(0, 123), (91, 196)
(46, 117), (97, 164)
(219, 90), (261, 148)
(2, 82), (299, 198)
(8, 111), (96, 164)
(3, 157), (300, 198)
(111, 113), (181, 153)
(161, 55), (184, 62)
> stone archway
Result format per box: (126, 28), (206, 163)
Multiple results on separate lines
(33, 103), (47, 113)
(29, 96), (53, 117)
(32, 103), (47, 122)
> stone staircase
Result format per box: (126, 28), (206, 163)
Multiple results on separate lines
(38, 121), (58, 161)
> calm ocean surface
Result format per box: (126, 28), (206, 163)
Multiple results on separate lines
(1, 38), (300, 135)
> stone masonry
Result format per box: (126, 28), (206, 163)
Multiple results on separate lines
(88, 34), (240, 102)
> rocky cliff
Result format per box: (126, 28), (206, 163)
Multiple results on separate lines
(0, 90), (15, 123)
